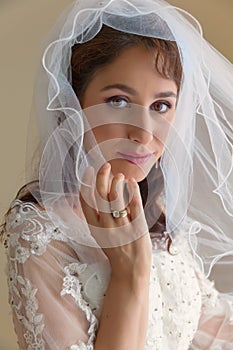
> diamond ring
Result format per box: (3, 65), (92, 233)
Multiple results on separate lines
(111, 209), (128, 219)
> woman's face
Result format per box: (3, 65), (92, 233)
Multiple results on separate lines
(82, 45), (177, 181)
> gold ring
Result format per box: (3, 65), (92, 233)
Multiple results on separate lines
(111, 209), (128, 219)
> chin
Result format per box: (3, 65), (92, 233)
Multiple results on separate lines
(108, 158), (153, 182)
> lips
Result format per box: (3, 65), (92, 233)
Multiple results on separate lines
(117, 151), (153, 165)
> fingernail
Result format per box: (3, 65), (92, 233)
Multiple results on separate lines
(116, 173), (124, 179)
(102, 162), (110, 169)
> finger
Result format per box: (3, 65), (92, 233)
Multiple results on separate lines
(80, 166), (98, 223)
(95, 163), (112, 214)
(127, 178), (144, 220)
(96, 163), (111, 199)
(108, 173), (126, 212)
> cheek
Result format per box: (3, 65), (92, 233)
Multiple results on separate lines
(153, 114), (175, 147)
(92, 125), (126, 142)
(156, 141), (165, 156)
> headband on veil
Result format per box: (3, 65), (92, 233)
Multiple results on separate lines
(24, 0), (233, 284)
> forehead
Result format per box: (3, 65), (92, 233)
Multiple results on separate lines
(91, 45), (177, 92)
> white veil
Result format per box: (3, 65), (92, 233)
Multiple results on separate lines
(24, 0), (233, 289)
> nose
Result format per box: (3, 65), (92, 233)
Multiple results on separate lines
(127, 108), (154, 145)
(128, 125), (154, 144)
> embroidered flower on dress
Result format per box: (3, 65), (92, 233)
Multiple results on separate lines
(15, 246), (30, 263)
(62, 276), (78, 295)
(29, 339), (44, 350)
(61, 262), (98, 349)
(25, 298), (39, 321)
(9, 274), (45, 350)
(24, 331), (33, 344)
(30, 241), (47, 256)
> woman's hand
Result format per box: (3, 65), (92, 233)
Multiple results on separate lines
(80, 162), (152, 281)
(80, 163), (152, 350)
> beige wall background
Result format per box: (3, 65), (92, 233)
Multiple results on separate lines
(0, 1), (232, 349)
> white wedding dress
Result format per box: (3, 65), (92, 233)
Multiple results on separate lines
(4, 200), (233, 350)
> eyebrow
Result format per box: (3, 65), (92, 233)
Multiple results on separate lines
(100, 83), (177, 99)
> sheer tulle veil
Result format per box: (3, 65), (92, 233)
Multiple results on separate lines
(24, 0), (233, 295)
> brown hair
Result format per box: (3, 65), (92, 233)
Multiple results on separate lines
(71, 25), (182, 101)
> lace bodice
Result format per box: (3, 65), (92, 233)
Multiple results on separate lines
(4, 200), (233, 350)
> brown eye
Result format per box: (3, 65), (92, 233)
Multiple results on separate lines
(152, 101), (172, 113)
(106, 96), (129, 108)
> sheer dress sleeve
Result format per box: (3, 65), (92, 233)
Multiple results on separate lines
(190, 263), (233, 349)
(4, 200), (99, 350)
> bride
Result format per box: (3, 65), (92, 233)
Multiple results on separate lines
(1, 0), (233, 349)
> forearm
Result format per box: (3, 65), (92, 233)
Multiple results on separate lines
(94, 275), (150, 350)
(81, 166), (152, 349)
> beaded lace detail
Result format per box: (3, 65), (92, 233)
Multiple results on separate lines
(9, 274), (45, 350)
(5, 201), (98, 350)
(61, 263), (98, 350)
(4, 200), (233, 350)
(5, 201), (66, 350)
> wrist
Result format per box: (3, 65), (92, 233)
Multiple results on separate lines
(110, 253), (152, 280)
(110, 267), (151, 293)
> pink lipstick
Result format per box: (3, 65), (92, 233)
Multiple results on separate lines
(117, 152), (153, 165)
